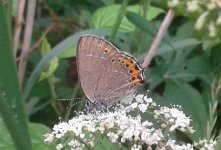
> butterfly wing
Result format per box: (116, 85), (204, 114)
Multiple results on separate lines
(76, 35), (144, 105)
(76, 35), (118, 103)
(96, 52), (144, 105)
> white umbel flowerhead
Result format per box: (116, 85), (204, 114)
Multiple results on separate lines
(44, 94), (216, 149)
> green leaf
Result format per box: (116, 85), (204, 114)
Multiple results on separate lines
(39, 36), (59, 81)
(0, 1), (32, 150)
(155, 38), (201, 56)
(125, 11), (158, 36)
(0, 118), (54, 150)
(58, 44), (76, 59)
(29, 123), (55, 150)
(91, 4), (164, 33)
(40, 36), (51, 56)
(39, 58), (59, 81)
(166, 56), (212, 81)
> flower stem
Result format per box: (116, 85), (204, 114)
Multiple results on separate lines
(142, 9), (174, 69)
(48, 75), (61, 118)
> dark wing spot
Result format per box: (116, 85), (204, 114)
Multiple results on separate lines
(131, 76), (136, 81)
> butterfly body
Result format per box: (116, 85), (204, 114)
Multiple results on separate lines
(76, 35), (144, 107)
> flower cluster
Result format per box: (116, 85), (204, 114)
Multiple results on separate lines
(163, 0), (221, 45)
(194, 139), (217, 150)
(154, 106), (192, 132)
(44, 94), (217, 150)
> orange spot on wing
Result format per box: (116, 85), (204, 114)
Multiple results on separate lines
(132, 78), (142, 85)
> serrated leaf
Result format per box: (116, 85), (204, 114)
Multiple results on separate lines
(91, 4), (164, 33)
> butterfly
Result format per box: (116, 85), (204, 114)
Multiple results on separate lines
(76, 35), (144, 108)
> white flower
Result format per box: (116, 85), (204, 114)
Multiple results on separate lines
(130, 102), (138, 109)
(195, 12), (209, 30)
(135, 94), (144, 103)
(138, 103), (147, 112)
(44, 94), (196, 149)
(166, 139), (194, 150)
(56, 144), (63, 150)
(44, 133), (54, 143)
(194, 138), (217, 150)
(187, 1), (200, 12)
(107, 132), (119, 143)
(167, 0), (179, 8)
(143, 96), (153, 103)
(157, 106), (191, 132)
(131, 144), (141, 150)
(216, 14), (221, 25)
(208, 22), (216, 37)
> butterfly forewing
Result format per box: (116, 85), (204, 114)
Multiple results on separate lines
(77, 35), (118, 103)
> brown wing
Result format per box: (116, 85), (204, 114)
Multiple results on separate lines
(76, 35), (118, 103)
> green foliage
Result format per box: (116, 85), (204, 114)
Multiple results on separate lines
(0, 118), (55, 150)
(0, 1), (32, 149)
(91, 4), (164, 32)
(39, 36), (59, 81)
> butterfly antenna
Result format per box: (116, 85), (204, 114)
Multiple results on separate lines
(58, 97), (84, 108)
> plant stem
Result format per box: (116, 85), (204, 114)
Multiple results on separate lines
(142, 9), (174, 69)
(18, 0), (36, 85)
(13, 0), (26, 58)
(48, 75), (62, 118)
(108, 0), (128, 42)
(64, 84), (80, 121)
(207, 75), (221, 139)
